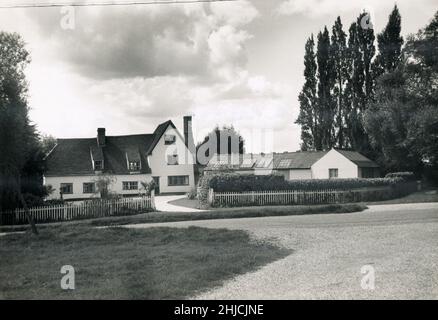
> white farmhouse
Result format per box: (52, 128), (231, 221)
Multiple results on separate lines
(275, 149), (380, 179)
(44, 116), (196, 200)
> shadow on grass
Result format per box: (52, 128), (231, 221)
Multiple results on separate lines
(0, 225), (291, 299)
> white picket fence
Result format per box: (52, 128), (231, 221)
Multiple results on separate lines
(210, 186), (392, 207)
(0, 195), (155, 225)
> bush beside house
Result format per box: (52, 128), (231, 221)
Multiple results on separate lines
(384, 172), (416, 181)
(198, 173), (418, 208)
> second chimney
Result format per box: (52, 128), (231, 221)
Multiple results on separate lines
(97, 128), (106, 147)
(183, 116), (195, 153)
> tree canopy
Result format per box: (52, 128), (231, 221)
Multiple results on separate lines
(364, 11), (438, 178)
(0, 32), (47, 216)
(196, 125), (245, 165)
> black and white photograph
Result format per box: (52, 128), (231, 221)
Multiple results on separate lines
(0, 0), (437, 304)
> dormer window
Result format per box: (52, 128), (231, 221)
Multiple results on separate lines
(94, 160), (103, 171)
(129, 161), (141, 171)
(164, 134), (176, 145)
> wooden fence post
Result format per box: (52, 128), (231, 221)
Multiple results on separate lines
(208, 188), (214, 206)
(151, 189), (156, 210)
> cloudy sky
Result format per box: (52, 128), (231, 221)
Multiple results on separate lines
(0, 0), (436, 152)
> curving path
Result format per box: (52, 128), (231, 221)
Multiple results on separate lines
(154, 195), (205, 212)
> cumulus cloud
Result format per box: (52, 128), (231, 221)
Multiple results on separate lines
(28, 1), (258, 81)
(89, 76), (195, 119)
(1, 1), (302, 151)
(276, 0), (396, 18)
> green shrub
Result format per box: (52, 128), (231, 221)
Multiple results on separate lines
(140, 180), (156, 196)
(205, 173), (403, 192)
(197, 174), (213, 208)
(198, 172), (416, 208)
(186, 187), (197, 200)
(385, 172), (416, 181)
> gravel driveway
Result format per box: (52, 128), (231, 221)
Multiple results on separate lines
(126, 202), (438, 299)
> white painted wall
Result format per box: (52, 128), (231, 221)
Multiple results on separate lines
(288, 169), (312, 180)
(273, 169), (312, 180)
(311, 149), (358, 179)
(147, 125), (195, 193)
(44, 174), (152, 200)
(111, 174), (153, 195)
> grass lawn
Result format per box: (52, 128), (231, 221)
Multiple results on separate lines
(88, 203), (367, 227)
(0, 225), (290, 299)
(169, 197), (201, 209)
(365, 189), (438, 205)
(0, 203), (366, 233)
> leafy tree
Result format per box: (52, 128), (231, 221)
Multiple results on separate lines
(373, 5), (404, 78)
(357, 12), (376, 103)
(364, 11), (438, 178)
(344, 21), (365, 151)
(40, 134), (57, 156)
(93, 173), (118, 200)
(331, 17), (349, 148)
(0, 32), (38, 233)
(196, 125), (245, 165)
(344, 12), (376, 156)
(296, 35), (318, 151)
(316, 27), (336, 150)
(140, 180), (156, 196)
(296, 15), (376, 152)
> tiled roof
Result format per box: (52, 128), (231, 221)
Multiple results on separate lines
(46, 138), (97, 176)
(206, 154), (274, 170)
(45, 121), (174, 176)
(273, 151), (328, 169)
(145, 120), (174, 155)
(205, 150), (379, 171)
(335, 149), (380, 168)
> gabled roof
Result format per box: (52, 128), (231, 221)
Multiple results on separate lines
(45, 133), (157, 177)
(273, 151), (328, 169)
(145, 120), (174, 155)
(334, 149), (380, 168)
(206, 153), (274, 171)
(205, 149), (379, 171)
(45, 119), (184, 177)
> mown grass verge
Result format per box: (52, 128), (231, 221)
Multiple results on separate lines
(91, 203), (367, 227)
(364, 189), (438, 205)
(0, 203), (366, 232)
(0, 225), (290, 299)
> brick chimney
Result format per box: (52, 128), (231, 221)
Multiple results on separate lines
(183, 116), (195, 153)
(97, 128), (106, 147)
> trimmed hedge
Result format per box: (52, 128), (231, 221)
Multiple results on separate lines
(385, 172), (416, 181)
(198, 173), (417, 208)
(207, 173), (404, 192)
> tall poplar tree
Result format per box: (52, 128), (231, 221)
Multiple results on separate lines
(345, 22), (364, 150)
(357, 11), (376, 104)
(316, 27), (335, 150)
(344, 12), (376, 155)
(296, 35), (318, 151)
(331, 16), (349, 148)
(373, 5), (404, 78)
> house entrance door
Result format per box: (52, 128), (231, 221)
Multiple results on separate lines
(152, 177), (160, 195)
